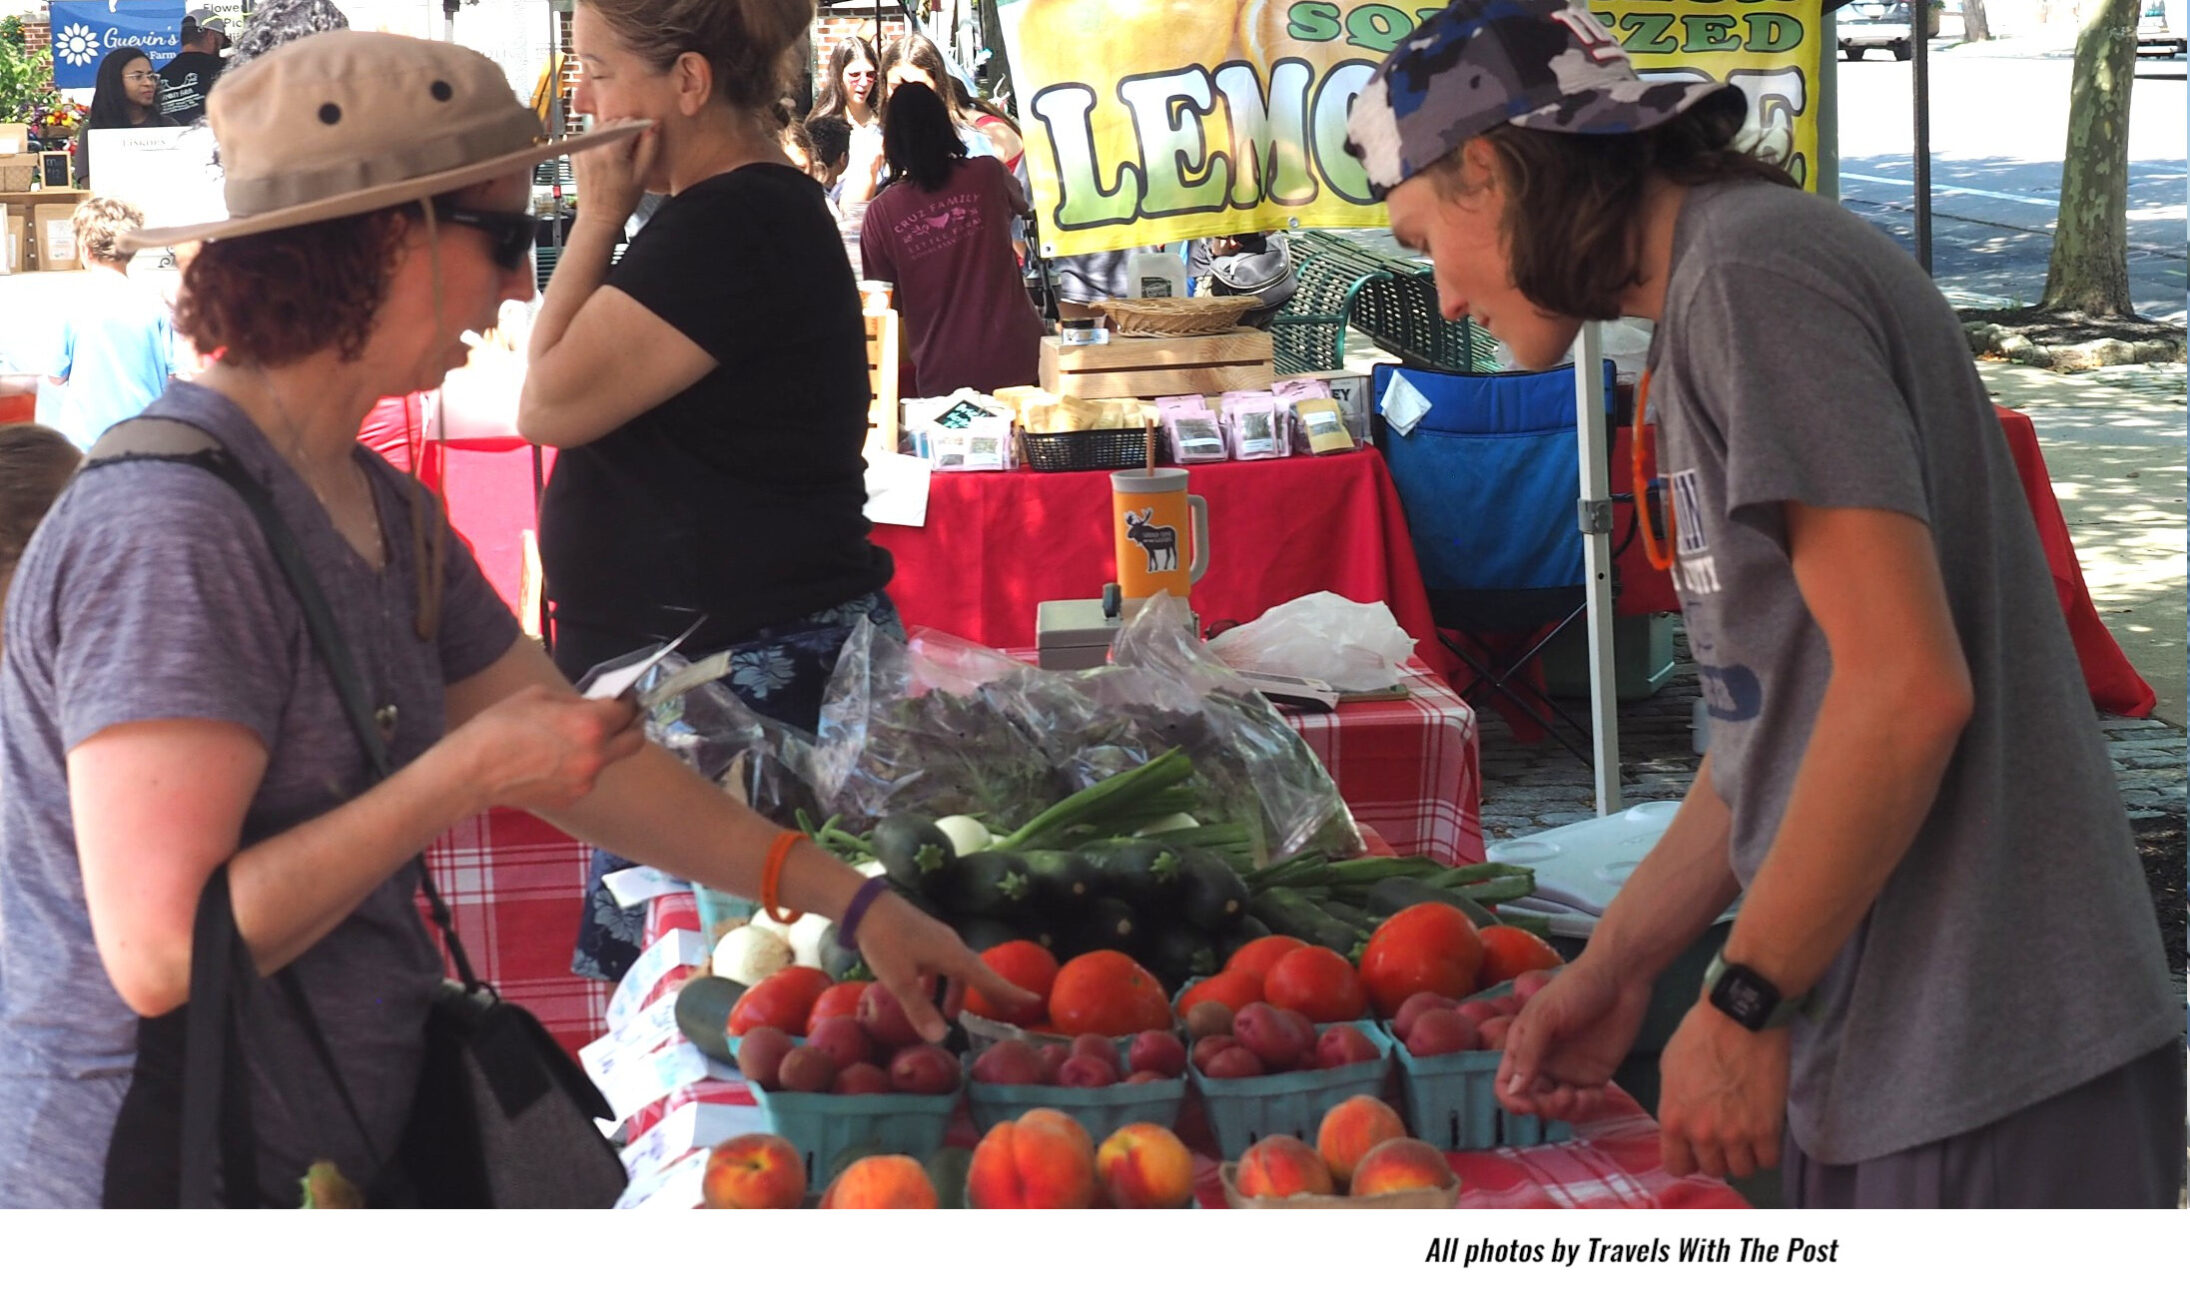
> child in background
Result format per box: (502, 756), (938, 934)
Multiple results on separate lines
(45, 198), (176, 449)
(0, 424), (82, 657)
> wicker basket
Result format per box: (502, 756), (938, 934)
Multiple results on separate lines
(1020, 426), (1155, 472)
(1097, 296), (1253, 337)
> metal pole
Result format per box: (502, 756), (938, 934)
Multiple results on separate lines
(1815, 8), (1839, 202)
(1912, 2), (1933, 272)
(1571, 322), (1622, 817)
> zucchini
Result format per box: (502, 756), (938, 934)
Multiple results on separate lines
(1070, 896), (1138, 954)
(1139, 922), (1217, 993)
(871, 814), (954, 897)
(1364, 877), (1501, 929)
(1177, 848), (1250, 932)
(1215, 915), (1272, 964)
(930, 851), (1032, 919)
(952, 915), (1021, 953)
(818, 927), (872, 981)
(1080, 840), (1183, 902)
(1249, 889), (1366, 956)
(1022, 848), (1100, 913)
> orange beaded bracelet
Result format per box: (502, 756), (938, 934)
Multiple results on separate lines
(760, 829), (805, 925)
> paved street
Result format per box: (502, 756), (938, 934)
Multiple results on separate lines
(1831, 33), (2188, 319)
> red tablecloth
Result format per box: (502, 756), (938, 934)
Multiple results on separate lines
(873, 451), (1458, 677)
(1287, 660), (1484, 865)
(1994, 407), (2155, 717)
(610, 892), (1746, 1209)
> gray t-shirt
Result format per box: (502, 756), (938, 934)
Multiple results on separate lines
(1649, 180), (2179, 1164)
(0, 382), (520, 1206)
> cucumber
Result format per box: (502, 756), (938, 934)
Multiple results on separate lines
(871, 814), (954, 897)
(1177, 848), (1250, 932)
(1249, 889), (1366, 956)
(1319, 899), (1374, 931)
(1364, 877), (1501, 929)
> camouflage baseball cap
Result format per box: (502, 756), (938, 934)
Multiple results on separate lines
(1345, 0), (1747, 199)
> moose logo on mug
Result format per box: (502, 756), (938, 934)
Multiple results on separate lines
(1123, 507), (1179, 573)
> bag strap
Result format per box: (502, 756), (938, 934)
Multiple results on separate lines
(179, 866), (260, 1208)
(86, 418), (483, 990)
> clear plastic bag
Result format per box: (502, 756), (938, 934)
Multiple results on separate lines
(809, 595), (1363, 865)
(1205, 592), (1417, 693)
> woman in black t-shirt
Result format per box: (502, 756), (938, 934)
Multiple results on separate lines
(522, 0), (899, 981)
(79, 48), (181, 189)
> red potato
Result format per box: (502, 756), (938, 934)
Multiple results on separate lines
(806, 1015), (873, 1071)
(1490, 995), (1522, 1017)
(888, 1044), (963, 1095)
(735, 1026), (796, 1091)
(1071, 1033), (1118, 1063)
(1036, 1043), (1071, 1084)
(1233, 1002), (1314, 1072)
(1191, 1034), (1239, 1072)
(777, 1044), (840, 1093)
(1476, 1016), (1513, 1051)
(1393, 991), (1459, 1038)
(1199, 1046), (1267, 1080)
(1057, 1055), (1119, 1088)
(1453, 998), (1503, 1027)
(970, 1040), (1046, 1086)
(831, 1062), (894, 1095)
(1404, 1009), (1479, 1057)
(1127, 1031), (1188, 1079)
(1314, 1024), (1381, 1070)
(1183, 1000), (1235, 1042)
(856, 982), (925, 1051)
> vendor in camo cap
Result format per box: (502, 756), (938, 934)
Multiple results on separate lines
(1345, 0), (2181, 1207)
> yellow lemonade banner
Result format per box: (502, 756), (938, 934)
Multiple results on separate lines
(999, 0), (1823, 257)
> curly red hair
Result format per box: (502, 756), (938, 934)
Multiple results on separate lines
(174, 209), (411, 367)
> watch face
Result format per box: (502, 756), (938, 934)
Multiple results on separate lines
(1710, 962), (1781, 1030)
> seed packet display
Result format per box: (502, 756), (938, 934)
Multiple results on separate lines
(1270, 376), (1332, 453)
(1220, 389), (1284, 461)
(1157, 394), (1228, 463)
(1293, 397), (1355, 455)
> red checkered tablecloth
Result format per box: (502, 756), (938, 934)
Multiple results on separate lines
(1292, 660), (1483, 867)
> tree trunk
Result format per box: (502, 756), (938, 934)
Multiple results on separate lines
(1960, 0), (1992, 41)
(2040, 0), (2141, 318)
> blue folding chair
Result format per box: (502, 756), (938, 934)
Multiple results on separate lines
(1374, 361), (1619, 762)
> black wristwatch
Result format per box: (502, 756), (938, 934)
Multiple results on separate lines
(1703, 951), (1811, 1031)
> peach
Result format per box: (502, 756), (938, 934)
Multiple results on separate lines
(1315, 1095), (1408, 1188)
(701, 1132), (807, 1208)
(1096, 1122), (1196, 1209)
(1234, 1134), (1334, 1200)
(966, 1108), (1098, 1208)
(1349, 1137), (1458, 1197)
(819, 1153), (940, 1208)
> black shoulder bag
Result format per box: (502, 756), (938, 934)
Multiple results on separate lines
(90, 419), (626, 1208)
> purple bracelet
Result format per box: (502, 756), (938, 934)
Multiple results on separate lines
(836, 875), (894, 950)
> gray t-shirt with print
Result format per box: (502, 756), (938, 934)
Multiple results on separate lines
(1648, 180), (2179, 1164)
(0, 382), (520, 1206)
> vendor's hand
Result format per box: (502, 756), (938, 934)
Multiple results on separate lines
(454, 685), (645, 814)
(570, 117), (659, 232)
(1496, 955), (1652, 1122)
(1655, 1002), (1789, 1181)
(853, 890), (1040, 1044)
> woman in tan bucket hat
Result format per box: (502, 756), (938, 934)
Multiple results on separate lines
(0, 30), (1028, 1208)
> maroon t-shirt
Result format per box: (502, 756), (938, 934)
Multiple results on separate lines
(860, 156), (1044, 398)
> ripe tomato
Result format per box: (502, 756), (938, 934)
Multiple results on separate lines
(1224, 935), (1309, 986)
(1476, 925), (1564, 989)
(965, 939), (1059, 1026)
(1262, 946), (1367, 1023)
(728, 966), (835, 1036)
(1176, 967), (1265, 1016)
(805, 980), (869, 1035)
(1357, 904), (1483, 1018)
(1048, 950), (1174, 1037)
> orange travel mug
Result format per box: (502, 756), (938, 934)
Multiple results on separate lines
(1112, 468), (1210, 602)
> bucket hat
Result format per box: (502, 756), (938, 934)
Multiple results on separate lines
(1345, 0), (1746, 199)
(122, 30), (642, 250)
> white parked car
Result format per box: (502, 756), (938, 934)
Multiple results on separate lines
(1838, 0), (1921, 61)
(2138, 0), (2187, 57)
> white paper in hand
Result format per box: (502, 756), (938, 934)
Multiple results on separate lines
(1380, 370), (1432, 437)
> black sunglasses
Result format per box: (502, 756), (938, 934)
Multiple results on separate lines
(430, 201), (537, 271)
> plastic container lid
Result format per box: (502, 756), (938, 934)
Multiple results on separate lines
(1487, 802), (1739, 938)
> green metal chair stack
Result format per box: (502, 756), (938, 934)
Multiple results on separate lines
(1273, 231), (1500, 375)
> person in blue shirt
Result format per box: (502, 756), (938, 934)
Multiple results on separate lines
(45, 197), (177, 450)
